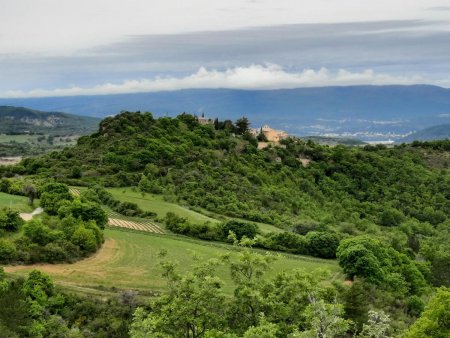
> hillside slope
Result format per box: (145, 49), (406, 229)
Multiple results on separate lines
(0, 106), (100, 135)
(401, 124), (450, 142)
(13, 112), (449, 230)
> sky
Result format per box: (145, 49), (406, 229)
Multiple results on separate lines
(1, 0), (450, 97)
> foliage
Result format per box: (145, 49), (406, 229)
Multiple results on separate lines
(402, 287), (450, 338)
(0, 183), (104, 264)
(131, 244), (358, 338)
(0, 269), (137, 337)
(84, 185), (156, 219)
(337, 236), (426, 296)
(39, 182), (73, 215)
(220, 220), (258, 241)
(0, 208), (23, 232)
(305, 231), (340, 259)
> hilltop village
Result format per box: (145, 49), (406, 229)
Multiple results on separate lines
(196, 114), (288, 148)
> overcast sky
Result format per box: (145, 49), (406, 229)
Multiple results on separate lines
(1, 0), (450, 97)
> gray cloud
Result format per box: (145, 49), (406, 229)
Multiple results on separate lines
(428, 6), (450, 11)
(1, 20), (450, 94)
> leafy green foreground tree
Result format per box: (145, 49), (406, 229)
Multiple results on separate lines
(129, 237), (396, 338)
(0, 267), (138, 337)
(402, 287), (450, 338)
(0, 182), (106, 264)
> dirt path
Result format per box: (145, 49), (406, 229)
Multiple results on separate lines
(19, 207), (44, 221)
(5, 238), (119, 276)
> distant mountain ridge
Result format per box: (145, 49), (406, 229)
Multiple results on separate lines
(0, 106), (100, 135)
(1, 85), (450, 141)
(401, 124), (450, 142)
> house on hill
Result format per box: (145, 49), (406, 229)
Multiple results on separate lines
(261, 124), (288, 142)
(196, 113), (213, 125)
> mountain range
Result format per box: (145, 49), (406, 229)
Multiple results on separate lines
(0, 106), (100, 135)
(401, 124), (450, 143)
(1, 85), (449, 141)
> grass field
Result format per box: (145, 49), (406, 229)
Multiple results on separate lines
(0, 134), (79, 145)
(0, 134), (35, 143)
(106, 209), (164, 234)
(107, 187), (219, 224)
(106, 188), (285, 234)
(0, 192), (35, 212)
(4, 228), (341, 294)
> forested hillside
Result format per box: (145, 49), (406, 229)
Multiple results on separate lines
(15, 112), (449, 228)
(0, 106), (100, 135)
(1, 111), (449, 337)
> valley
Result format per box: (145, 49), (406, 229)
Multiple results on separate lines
(0, 111), (448, 337)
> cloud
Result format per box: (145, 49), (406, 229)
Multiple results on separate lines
(1, 20), (450, 94)
(1, 64), (436, 98)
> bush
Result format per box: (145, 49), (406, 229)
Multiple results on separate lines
(23, 220), (63, 246)
(58, 199), (108, 229)
(262, 231), (309, 254)
(220, 220), (258, 241)
(380, 208), (405, 227)
(71, 226), (99, 253)
(39, 183), (73, 215)
(306, 231), (340, 258)
(0, 239), (16, 262)
(0, 208), (24, 232)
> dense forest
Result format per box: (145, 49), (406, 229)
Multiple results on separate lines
(0, 111), (449, 337)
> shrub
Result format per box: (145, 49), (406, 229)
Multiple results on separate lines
(0, 239), (16, 262)
(220, 220), (258, 241)
(71, 226), (98, 253)
(380, 208), (405, 227)
(306, 231), (340, 258)
(39, 183), (73, 215)
(0, 208), (24, 232)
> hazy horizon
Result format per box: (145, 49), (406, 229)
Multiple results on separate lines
(1, 1), (450, 98)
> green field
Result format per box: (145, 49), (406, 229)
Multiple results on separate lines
(0, 134), (34, 143)
(5, 228), (341, 294)
(106, 187), (285, 233)
(107, 187), (219, 224)
(0, 192), (35, 212)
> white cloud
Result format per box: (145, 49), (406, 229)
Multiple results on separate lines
(1, 64), (439, 98)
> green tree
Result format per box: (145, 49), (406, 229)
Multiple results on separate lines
(220, 221), (258, 241)
(380, 208), (405, 227)
(58, 199), (108, 229)
(402, 287), (450, 338)
(293, 297), (351, 338)
(235, 117), (250, 135)
(130, 260), (225, 338)
(357, 310), (390, 338)
(70, 226), (98, 253)
(23, 184), (37, 206)
(39, 183), (73, 215)
(0, 208), (23, 232)
(306, 231), (340, 258)
(337, 236), (390, 283)
(0, 239), (16, 262)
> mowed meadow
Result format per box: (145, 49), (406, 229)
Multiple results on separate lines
(0, 192), (35, 212)
(4, 228), (341, 294)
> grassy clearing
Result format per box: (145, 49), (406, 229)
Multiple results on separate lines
(4, 228), (342, 293)
(0, 134), (35, 143)
(107, 187), (218, 224)
(106, 188), (285, 234)
(0, 192), (36, 212)
(0, 134), (79, 145)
